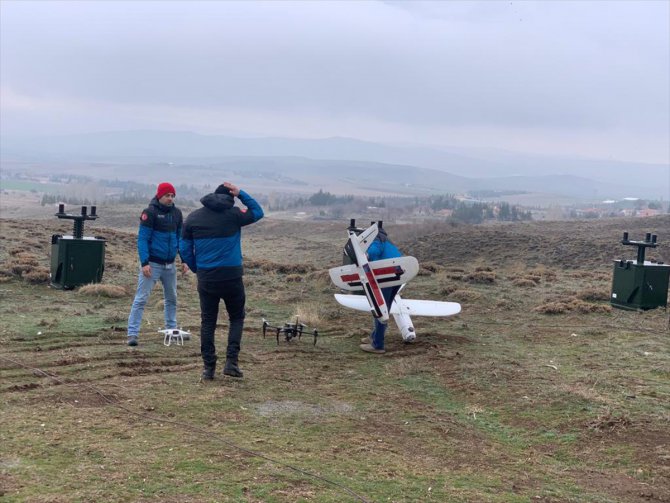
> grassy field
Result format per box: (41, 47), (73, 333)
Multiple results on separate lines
(0, 212), (669, 502)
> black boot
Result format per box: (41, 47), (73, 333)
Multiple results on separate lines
(223, 359), (243, 378)
(202, 362), (216, 380)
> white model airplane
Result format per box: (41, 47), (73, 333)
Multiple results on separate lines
(328, 222), (419, 322)
(330, 221), (461, 342)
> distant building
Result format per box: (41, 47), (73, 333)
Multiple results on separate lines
(636, 208), (661, 218)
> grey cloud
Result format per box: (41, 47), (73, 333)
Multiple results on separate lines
(1, 0), (668, 161)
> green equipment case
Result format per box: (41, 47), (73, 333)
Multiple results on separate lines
(50, 235), (106, 289)
(49, 204), (106, 289)
(610, 232), (669, 311)
(611, 259), (670, 310)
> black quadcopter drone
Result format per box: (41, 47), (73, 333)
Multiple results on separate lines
(262, 316), (319, 345)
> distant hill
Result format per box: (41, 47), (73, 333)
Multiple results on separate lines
(2, 130), (667, 200)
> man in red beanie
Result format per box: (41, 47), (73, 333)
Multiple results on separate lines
(126, 182), (185, 346)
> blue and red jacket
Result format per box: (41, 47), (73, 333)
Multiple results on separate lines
(179, 190), (264, 281)
(137, 197), (183, 266)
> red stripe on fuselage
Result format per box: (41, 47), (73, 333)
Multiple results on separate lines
(363, 264), (385, 307)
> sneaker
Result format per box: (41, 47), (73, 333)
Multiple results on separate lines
(127, 336), (138, 347)
(359, 343), (385, 354)
(201, 365), (216, 381)
(223, 360), (244, 378)
(361, 336), (371, 344)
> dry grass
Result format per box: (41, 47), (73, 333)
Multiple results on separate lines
(588, 408), (633, 432)
(292, 301), (324, 327)
(462, 269), (496, 284)
(247, 258), (317, 274)
(23, 266), (50, 284)
(576, 287), (611, 302)
(512, 278), (538, 287)
(1, 212), (669, 503)
(77, 283), (128, 298)
(449, 288), (482, 303)
(534, 297), (612, 314)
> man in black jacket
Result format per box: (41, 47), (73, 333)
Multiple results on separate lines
(180, 182), (264, 379)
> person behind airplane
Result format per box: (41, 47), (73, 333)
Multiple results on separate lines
(127, 182), (185, 347)
(360, 224), (403, 354)
(179, 182), (264, 379)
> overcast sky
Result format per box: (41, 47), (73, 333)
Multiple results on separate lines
(1, 0), (668, 164)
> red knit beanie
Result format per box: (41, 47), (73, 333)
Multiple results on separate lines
(156, 182), (176, 199)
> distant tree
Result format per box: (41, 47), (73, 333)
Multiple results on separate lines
(498, 202), (511, 221)
(429, 194), (457, 211)
(309, 189), (337, 206)
(452, 202), (485, 224)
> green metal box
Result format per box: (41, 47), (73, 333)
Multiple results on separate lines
(50, 235), (106, 289)
(610, 260), (670, 310)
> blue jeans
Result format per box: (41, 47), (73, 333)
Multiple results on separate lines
(370, 285), (400, 350)
(127, 262), (178, 337)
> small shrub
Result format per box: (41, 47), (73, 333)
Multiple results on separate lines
(439, 284), (459, 296)
(246, 258), (315, 274)
(105, 260), (125, 271)
(275, 263), (315, 274)
(78, 284), (128, 298)
(534, 298), (611, 314)
(576, 288), (609, 302)
(463, 270), (496, 284)
(588, 408), (631, 432)
(450, 289), (481, 303)
(528, 266), (557, 282)
(421, 262), (442, 273)
(568, 299), (611, 314)
(512, 278), (537, 288)
(534, 301), (569, 314)
(417, 267), (433, 277)
(23, 267), (50, 284)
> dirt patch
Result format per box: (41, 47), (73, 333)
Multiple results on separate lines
(254, 400), (354, 417)
(4, 382), (41, 393)
(569, 468), (670, 503)
(49, 389), (122, 408)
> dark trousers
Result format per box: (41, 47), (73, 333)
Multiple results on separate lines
(198, 277), (246, 367)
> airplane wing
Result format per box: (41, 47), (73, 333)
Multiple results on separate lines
(355, 223), (379, 253)
(334, 293), (461, 317)
(329, 256), (419, 291)
(392, 297), (461, 316)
